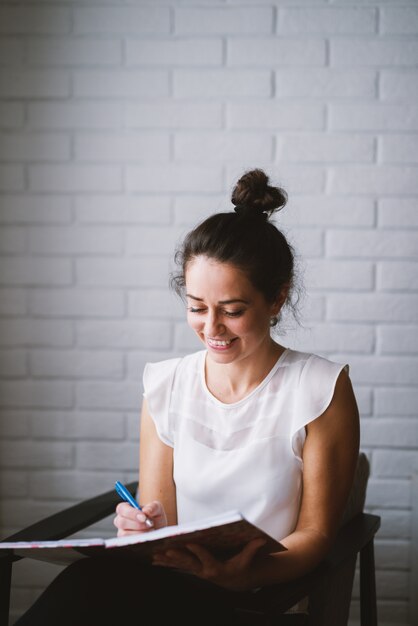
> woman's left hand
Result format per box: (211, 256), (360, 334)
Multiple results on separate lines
(151, 538), (266, 591)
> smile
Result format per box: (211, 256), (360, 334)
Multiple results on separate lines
(207, 338), (237, 348)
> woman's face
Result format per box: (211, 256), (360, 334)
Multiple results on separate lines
(185, 255), (282, 365)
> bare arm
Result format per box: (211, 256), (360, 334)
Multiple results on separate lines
(114, 399), (177, 535)
(139, 398), (177, 525)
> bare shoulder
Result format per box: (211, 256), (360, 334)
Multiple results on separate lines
(298, 368), (360, 536)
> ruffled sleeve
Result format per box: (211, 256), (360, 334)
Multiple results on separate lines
(143, 357), (181, 447)
(291, 354), (349, 459)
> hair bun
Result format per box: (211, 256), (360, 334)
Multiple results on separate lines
(231, 168), (287, 217)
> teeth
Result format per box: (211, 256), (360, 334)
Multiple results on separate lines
(208, 339), (232, 346)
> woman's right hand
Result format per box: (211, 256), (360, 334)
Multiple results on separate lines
(113, 500), (167, 537)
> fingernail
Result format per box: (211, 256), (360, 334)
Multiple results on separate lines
(136, 513), (146, 522)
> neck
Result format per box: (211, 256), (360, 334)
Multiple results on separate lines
(205, 340), (285, 403)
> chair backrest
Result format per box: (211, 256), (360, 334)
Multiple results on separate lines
(307, 452), (370, 626)
(340, 452), (370, 527)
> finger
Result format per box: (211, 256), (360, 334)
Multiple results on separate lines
(184, 543), (215, 565)
(234, 538), (267, 569)
(115, 502), (140, 520)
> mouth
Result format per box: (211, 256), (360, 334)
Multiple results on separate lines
(206, 337), (237, 350)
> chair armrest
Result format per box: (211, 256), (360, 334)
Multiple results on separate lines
(1, 481), (138, 545)
(241, 513), (380, 616)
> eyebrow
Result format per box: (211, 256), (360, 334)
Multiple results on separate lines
(186, 294), (250, 305)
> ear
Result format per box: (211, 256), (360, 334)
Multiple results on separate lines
(270, 284), (290, 316)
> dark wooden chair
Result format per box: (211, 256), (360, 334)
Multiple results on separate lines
(0, 452), (380, 626)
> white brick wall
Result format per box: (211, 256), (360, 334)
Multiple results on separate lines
(0, 2), (417, 625)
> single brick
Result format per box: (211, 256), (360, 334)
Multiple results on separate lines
(76, 258), (168, 288)
(129, 290), (184, 320)
(305, 260), (374, 290)
(174, 69), (272, 98)
(379, 134), (418, 163)
(378, 325), (418, 354)
(362, 417), (418, 448)
(0, 471), (28, 497)
(330, 104), (418, 131)
(74, 133), (170, 163)
(76, 382), (141, 411)
(126, 226), (184, 256)
(175, 7), (274, 34)
(0, 350), (27, 378)
(345, 355), (418, 385)
(76, 442), (138, 470)
(0, 319), (73, 348)
(174, 132), (273, 162)
(30, 411), (124, 441)
(381, 70), (418, 103)
(0, 38), (24, 65)
(377, 261), (418, 291)
(0, 380), (73, 409)
(278, 7), (376, 34)
(366, 478), (411, 508)
(27, 38), (122, 66)
(275, 69), (376, 99)
(0, 289), (26, 315)
(328, 293), (418, 323)
(283, 196), (375, 227)
(29, 165), (122, 192)
(327, 229), (418, 258)
(0, 7), (70, 34)
(0, 228), (26, 254)
(29, 226), (123, 255)
(373, 450), (418, 478)
(29, 471), (119, 500)
(73, 70), (169, 98)
(379, 198), (418, 227)
(29, 289), (124, 318)
(127, 38), (222, 66)
(0, 412), (29, 438)
(329, 165), (418, 194)
(126, 165), (222, 193)
(375, 389), (418, 416)
(0, 440), (73, 468)
(228, 102), (324, 130)
(28, 102), (123, 130)
(74, 7), (170, 34)
(30, 350), (124, 379)
(0, 70), (69, 98)
(381, 7), (418, 35)
(0, 195), (71, 224)
(0, 103), (24, 129)
(0, 165), (24, 191)
(278, 134), (374, 163)
(285, 323), (374, 354)
(76, 320), (171, 350)
(126, 102), (222, 129)
(0, 133), (70, 162)
(331, 38), (418, 66)
(0, 257), (72, 286)
(75, 195), (170, 225)
(228, 38), (325, 66)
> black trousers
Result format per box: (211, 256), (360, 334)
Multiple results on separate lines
(14, 557), (308, 626)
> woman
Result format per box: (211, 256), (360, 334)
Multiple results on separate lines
(16, 169), (359, 625)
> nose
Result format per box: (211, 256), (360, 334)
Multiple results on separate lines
(205, 309), (225, 336)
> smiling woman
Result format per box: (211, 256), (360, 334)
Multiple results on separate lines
(14, 169), (360, 626)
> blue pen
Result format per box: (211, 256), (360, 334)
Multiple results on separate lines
(115, 481), (154, 528)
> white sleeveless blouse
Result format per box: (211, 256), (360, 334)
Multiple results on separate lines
(143, 348), (347, 543)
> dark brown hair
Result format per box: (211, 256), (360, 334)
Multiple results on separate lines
(170, 169), (296, 326)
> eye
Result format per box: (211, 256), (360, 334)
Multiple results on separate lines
(224, 310), (244, 317)
(188, 307), (206, 314)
